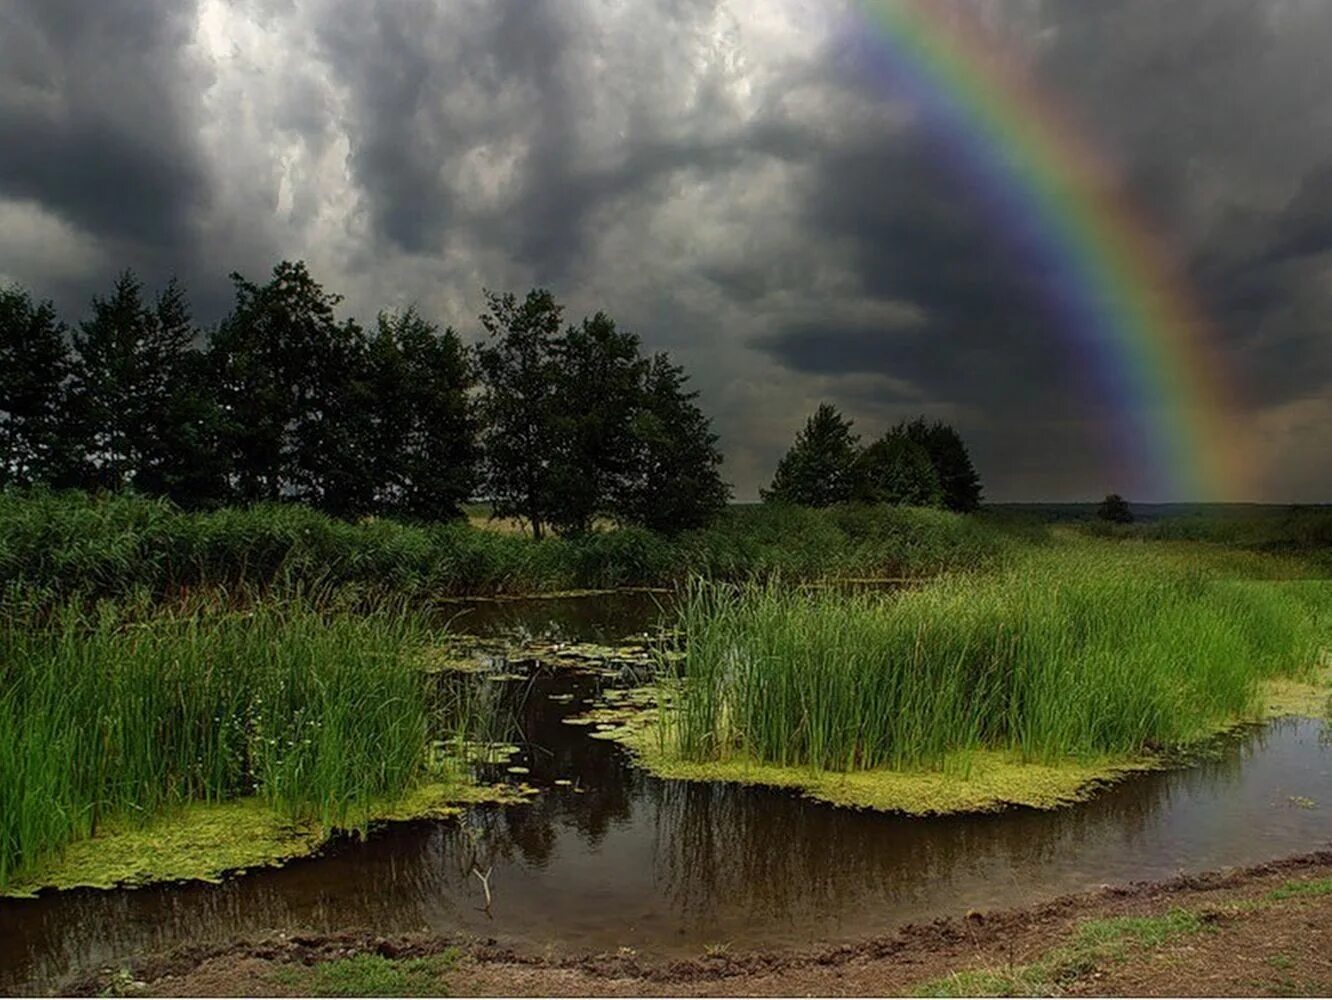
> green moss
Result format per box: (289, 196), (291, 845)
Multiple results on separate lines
(3, 782), (532, 898)
(3, 798), (320, 897)
(1258, 667), (1332, 720)
(623, 726), (1157, 814)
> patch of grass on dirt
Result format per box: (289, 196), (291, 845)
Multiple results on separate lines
(1267, 877), (1332, 901)
(914, 907), (1213, 997)
(1074, 908), (1206, 951)
(269, 952), (459, 997)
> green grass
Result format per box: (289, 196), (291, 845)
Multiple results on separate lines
(914, 908), (1212, 997)
(1267, 878), (1332, 901)
(660, 542), (1332, 774)
(268, 952), (459, 996)
(0, 489), (1020, 604)
(0, 596), (454, 891)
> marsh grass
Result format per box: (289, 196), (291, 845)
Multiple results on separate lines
(662, 545), (1332, 773)
(0, 490), (1018, 604)
(0, 596), (444, 891)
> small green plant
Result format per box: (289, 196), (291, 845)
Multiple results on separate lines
(270, 952), (459, 997)
(1267, 877), (1332, 901)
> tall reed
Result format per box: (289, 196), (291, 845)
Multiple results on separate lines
(662, 551), (1331, 773)
(0, 598), (436, 890)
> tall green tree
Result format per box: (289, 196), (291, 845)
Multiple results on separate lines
(894, 417), (983, 512)
(69, 273), (212, 495)
(549, 312), (647, 535)
(364, 309), (478, 520)
(614, 353), (730, 532)
(852, 431), (943, 507)
(209, 261), (367, 513)
(0, 285), (73, 487)
(762, 403), (861, 508)
(475, 288), (564, 539)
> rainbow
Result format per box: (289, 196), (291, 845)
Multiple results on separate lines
(848, 0), (1245, 500)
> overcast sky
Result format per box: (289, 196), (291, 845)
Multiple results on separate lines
(2, 0), (1330, 502)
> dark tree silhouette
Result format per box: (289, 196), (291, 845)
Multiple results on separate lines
(475, 289), (565, 539)
(0, 285), (73, 487)
(209, 261), (366, 512)
(1097, 493), (1134, 524)
(894, 417), (983, 512)
(69, 273), (214, 496)
(2, 268), (729, 533)
(852, 432), (943, 507)
(363, 308), (478, 520)
(549, 311), (646, 536)
(762, 403), (861, 507)
(614, 353), (730, 532)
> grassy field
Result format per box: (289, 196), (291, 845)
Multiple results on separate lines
(646, 539), (1331, 800)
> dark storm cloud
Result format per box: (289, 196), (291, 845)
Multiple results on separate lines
(3, 0), (1331, 500)
(0, 0), (208, 250)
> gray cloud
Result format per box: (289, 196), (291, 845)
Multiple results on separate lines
(1, 0), (1330, 501)
(0, 0), (208, 251)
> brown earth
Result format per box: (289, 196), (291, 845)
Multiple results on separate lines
(61, 851), (1332, 997)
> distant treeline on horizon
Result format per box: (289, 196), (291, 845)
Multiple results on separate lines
(1, 261), (987, 537)
(0, 262), (734, 537)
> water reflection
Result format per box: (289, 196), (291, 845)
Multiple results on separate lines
(435, 591), (671, 643)
(3, 669), (1329, 992)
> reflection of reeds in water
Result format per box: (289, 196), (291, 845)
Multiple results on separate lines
(644, 730), (1275, 924)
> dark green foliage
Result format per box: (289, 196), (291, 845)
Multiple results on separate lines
(549, 312), (646, 535)
(476, 291), (730, 537)
(614, 354), (730, 533)
(1097, 493), (1134, 524)
(475, 289), (565, 539)
(763, 403), (861, 507)
(853, 432), (943, 507)
(894, 417), (983, 512)
(0, 286), (73, 487)
(1, 269), (724, 532)
(69, 273), (224, 503)
(0, 492), (1019, 604)
(209, 262), (368, 512)
(363, 309), (478, 521)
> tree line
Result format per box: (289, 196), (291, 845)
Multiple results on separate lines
(0, 262), (728, 535)
(763, 402), (982, 512)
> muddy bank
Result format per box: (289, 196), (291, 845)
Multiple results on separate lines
(57, 850), (1332, 997)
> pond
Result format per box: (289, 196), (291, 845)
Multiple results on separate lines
(2, 594), (1329, 992)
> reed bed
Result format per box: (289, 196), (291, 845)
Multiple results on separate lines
(0, 490), (1017, 604)
(662, 549), (1332, 772)
(0, 598), (440, 890)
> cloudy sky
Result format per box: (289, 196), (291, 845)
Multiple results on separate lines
(2, 0), (1329, 502)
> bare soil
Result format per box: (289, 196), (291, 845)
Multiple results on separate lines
(59, 850), (1332, 997)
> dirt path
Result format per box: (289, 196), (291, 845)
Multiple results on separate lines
(61, 851), (1332, 997)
